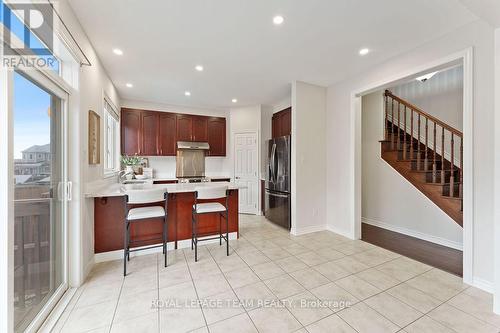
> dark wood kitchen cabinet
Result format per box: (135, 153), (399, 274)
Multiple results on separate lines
(272, 107), (292, 138)
(141, 111), (159, 156)
(176, 114), (193, 141)
(192, 116), (208, 142)
(207, 117), (226, 156)
(121, 108), (142, 155)
(158, 113), (177, 156)
(121, 108), (227, 157)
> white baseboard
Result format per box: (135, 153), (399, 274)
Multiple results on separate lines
(94, 232), (238, 263)
(326, 225), (355, 240)
(290, 225), (327, 236)
(362, 217), (463, 251)
(471, 277), (494, 294)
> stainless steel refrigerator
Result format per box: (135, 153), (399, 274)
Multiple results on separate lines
(265, 136), (291, 230)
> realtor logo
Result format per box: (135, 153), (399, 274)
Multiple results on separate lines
(1, 1), (56, 70)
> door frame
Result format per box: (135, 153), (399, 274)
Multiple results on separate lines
(233, 131), (260, 215)
(0, 67), (71, 332)
(349, 48), (474, 286)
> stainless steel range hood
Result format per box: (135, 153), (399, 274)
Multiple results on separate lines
(177, 141), (210, 150)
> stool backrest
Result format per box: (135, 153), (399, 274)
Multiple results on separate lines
(126, 188), (167, 204)
(195, 185), (228, 200)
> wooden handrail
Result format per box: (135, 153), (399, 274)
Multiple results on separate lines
(385, 90), (462, 137)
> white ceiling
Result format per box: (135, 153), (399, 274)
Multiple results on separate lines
(67, 0), (478, 109)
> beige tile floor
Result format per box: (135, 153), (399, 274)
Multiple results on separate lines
(52, 215), (500, 333)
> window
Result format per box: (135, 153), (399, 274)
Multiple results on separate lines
(103, 97), (119, 175)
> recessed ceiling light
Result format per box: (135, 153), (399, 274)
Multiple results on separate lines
(185, 91), (191, 96)
(273, 15), (284, 25)
(125, 83), (133, 88)
(359, 48), (370, 56)
(195, 65), (204, 72)
(416, 71), (438, 82)
(113, 48), (123, 55)
(232, 98), (238, 103)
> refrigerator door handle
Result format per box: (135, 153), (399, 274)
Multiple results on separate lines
(270, 143), (277, 182)
(267, 191), (289, 198)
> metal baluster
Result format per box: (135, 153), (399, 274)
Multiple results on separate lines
(384, 93), (388, 140)
(391, 99), (395, 150)
(403, 106), (407, 160)
(397, 101), (401, 151)
(450, 133), (455, 197)
(441, 127), (445, 185)
(424, 118), (429, 171)
(410, 110), (414, 161)
(417, 114), (421, 170)
(432, 122), (437, 183)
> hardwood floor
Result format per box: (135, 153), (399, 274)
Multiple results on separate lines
(361, 223), (463, 277)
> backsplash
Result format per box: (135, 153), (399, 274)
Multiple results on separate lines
(147, 156), (231, 178)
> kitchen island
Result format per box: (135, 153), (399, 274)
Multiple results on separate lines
(86, 182), (242, 254)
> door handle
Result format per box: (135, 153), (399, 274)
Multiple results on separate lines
(67, 181), (73, 201)
(267, 191), (289, 198)
(235, 176), (240, 179)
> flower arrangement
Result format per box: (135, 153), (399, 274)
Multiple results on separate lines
(121, 154), (142, 166)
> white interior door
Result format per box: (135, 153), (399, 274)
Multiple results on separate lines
(234, 132), (259, 214)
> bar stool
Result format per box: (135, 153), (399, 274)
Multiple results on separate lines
(124, 188), (168, 276)
(192, 185), (229, 262)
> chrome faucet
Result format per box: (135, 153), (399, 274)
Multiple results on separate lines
(117, 170), (133, 183)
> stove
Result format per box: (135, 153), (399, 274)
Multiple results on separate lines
(177, 177), (211, 184)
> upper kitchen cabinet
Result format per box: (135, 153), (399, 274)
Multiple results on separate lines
(176, 114), (193, 141)
(158, 113), (177, 156)
(121, 108), (226, 157)
(121, 108), (141, 155)
(141, 111), (159, 156)
(192, 116), (208, 142)
(207, 117), (226, 156)
(272, 107), (291, 138)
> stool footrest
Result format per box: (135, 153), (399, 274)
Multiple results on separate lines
(193, 235), (228, 244)
(128, 243), (164, 253)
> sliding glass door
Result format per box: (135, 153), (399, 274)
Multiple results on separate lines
(12, 70), (68, 332)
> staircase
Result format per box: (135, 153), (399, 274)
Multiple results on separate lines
(380, 90), (463, 226)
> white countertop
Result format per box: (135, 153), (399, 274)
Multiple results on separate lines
(84, 181), (244, 198)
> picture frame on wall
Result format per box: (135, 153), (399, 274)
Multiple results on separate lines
(88, 110), (100, 164)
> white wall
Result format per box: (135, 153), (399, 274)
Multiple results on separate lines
(493, 27), (500, 313)
(391, 66), (464, 131)
(229, 105), (262, 213)
(260, 105), (273, 177)
(229, 105), (263, 177)
(326, 20), (494, 288)
(56, 0), (121, 286)
(272, 95), (292, 113)
(362, 91), (463, 249)
(292, 81), (327, 234)
(121, 99), (231, 178)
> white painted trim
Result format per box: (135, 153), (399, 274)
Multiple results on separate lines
(290, 225), (327, 236)
(472, 277), (494, 294)
(350, 48), (474, 286)
(94, 232), (238, 263)
(326, 225), (355, 240)
(0, 68), (14, 333)
(362, 217), (463, 250)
